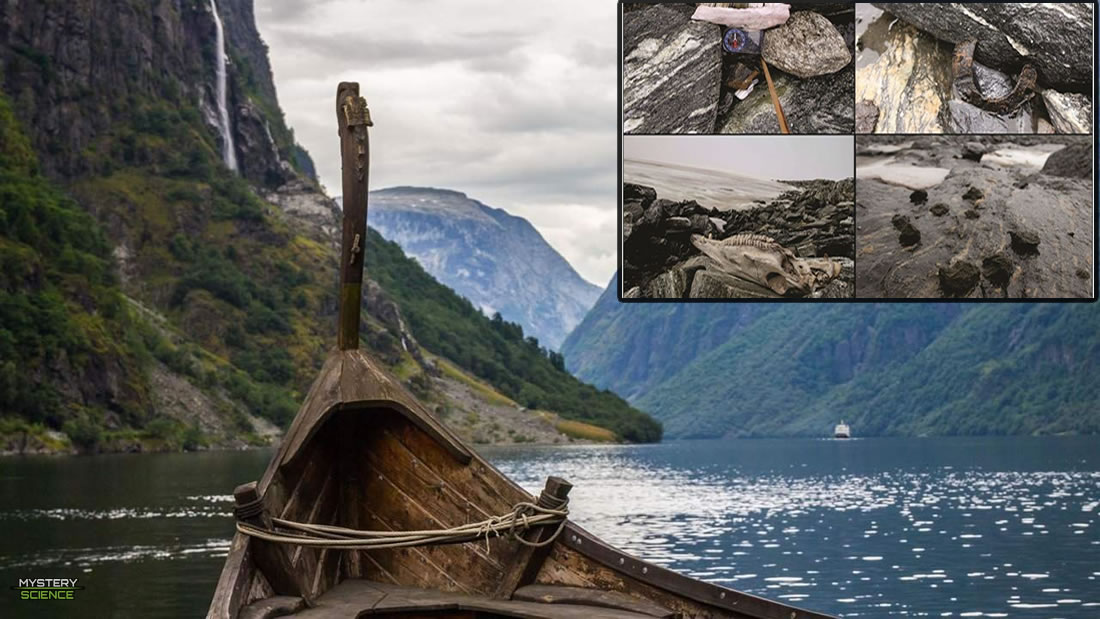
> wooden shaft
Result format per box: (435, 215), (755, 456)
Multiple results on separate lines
(760, 58), (789, 134)
(336, 82), (373, 350)
(232, 481), (305, 597)
(493, 476), (573, 599)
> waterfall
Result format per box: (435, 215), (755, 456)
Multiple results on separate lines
(209, 0), (238, 172)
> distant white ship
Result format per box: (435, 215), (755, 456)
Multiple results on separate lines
(834, 422), (851, 439)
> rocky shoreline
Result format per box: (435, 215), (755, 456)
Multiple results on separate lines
(623, 178), (855, 298)
(624, 3), (855, 134)
(856, 137), (1093, 298)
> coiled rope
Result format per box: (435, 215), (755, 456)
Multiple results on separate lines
(236, 498), (569, 552)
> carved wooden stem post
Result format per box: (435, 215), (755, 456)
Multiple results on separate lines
(493, 476), (573, 598)
(336, 82), (373, 350)
(233, 481), (304, 597)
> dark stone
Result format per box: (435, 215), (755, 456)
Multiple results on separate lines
(665, 217), (693, 232)
(892, 215), (921, 247)
(938, 260), (981, 297)
(981, 253), (1014, 289)
(623, 5), (722, 134)
(961, 142), (986, 162)
(962, 186), (984, 202)
(855, 100), (879, 133)
(1041, 144), (1092, 179)
(624, 183), (657, 209)
(874, 3), (1093, 90)
(910, 190), (928, 204)
(930, 203), (950, 216)
(964, 209), (980, 220)
(816, 236), (855, 259)
(1076, 269), (1091, 280)
(1009, 230), (1040, 256)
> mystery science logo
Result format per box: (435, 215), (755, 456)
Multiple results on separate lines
(11, 578), (84, 601)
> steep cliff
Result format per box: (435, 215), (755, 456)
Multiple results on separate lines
(0, 0), (658, 451)
(368, 187), (601, 350)
(563, 283), (1100, 439)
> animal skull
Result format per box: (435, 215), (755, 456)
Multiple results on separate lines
(690, 234), (842, 297)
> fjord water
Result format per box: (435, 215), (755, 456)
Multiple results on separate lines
(1, 438), (1098, 617)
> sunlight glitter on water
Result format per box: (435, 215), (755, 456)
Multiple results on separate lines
(486, 442), (1100, 618)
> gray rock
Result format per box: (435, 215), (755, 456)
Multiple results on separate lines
(644, 268), (690, 299)
(762, 11), (852, 78)
(874, 3), (1093, 91)
(719, 65), (854, 133)
(623, 5), (722, 134)
(1042, 91), (1092, 134)
(855, 100), (879, 133)
(689, 270), (779, 299)
(961, 142), (986, 161)
(1041, 143), (1092, 179)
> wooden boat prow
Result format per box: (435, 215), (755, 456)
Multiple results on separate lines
(207, 83), (836, 619)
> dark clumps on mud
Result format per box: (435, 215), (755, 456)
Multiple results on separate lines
(939, 260), (981, 297)
(1009, 230), (1041, 256)
(892, 214), (921, 247)
(963, 186), (984, 202)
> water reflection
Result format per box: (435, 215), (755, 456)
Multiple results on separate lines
(0, 438), (1096, 617)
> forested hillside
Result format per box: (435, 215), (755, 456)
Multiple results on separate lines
(0, 0), (658, 452)
(563, 277), (1099, 439)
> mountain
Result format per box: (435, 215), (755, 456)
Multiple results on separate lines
(366, 187), (601, 350)
(562, 276), (1100, 438)
(0, 0), (658, 452)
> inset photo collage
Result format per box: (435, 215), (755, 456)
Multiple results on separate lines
(620, 2), (1095, 301)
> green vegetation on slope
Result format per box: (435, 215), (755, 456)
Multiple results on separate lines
(0, 88), (148, 430)
(565, 285), (1099, 439)
(368, 233), (662, 443)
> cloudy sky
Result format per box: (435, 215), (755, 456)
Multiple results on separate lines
(625, 136), (854, 181)
(254, 0), (619, 285)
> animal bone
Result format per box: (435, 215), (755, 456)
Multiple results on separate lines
(691, 234), (841, 297)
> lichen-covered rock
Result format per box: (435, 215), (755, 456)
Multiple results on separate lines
(720, 64), (854, 133)
(762, 11), (852, 78)
(875, 3), (1093, 91)
(1042, 91), (1092, 134)
(623, 4), (722, 134)
(855, 24), (952, 133)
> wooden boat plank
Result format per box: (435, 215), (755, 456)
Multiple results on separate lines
(512, 584), (676, 618)
(289, 579), (662, 619)
(359, 447), (512, 574)
(554, 526), (834, 619)
(356, 501), (473, 595)
(381, 412), (526, 509)
(355, 459), (503, 592)
(239, 595), (305, 619)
